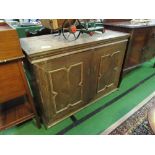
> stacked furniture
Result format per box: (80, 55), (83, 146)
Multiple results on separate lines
(0, 22), (39, 131)
(20, 30), (129, 128)
(104, 20), (155, 73)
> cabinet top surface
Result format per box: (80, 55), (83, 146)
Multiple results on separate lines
(104, 20), (155, 29)
(20, 30), (129, 59)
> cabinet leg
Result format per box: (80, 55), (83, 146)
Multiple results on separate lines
(34, 115), (41, 129)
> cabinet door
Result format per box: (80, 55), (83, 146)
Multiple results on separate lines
(92, 41), (127, 98)
(33, 51), (92, 126)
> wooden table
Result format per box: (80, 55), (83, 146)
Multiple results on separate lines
(104, 20), (155, 73)
(20, 30), (129, 128)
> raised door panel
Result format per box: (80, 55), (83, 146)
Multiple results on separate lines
(34, 51), (92, 126)
(49, 62), (83, 113)
(92, 41), (127, 98)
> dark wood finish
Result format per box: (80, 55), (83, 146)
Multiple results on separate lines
(0, 23), (40, 131)
(104, 20), (155, 73)
(104, 19), (131, 23)
(20, 30), (129, 128)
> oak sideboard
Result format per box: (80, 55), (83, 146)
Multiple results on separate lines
(20, 30), (129, 128)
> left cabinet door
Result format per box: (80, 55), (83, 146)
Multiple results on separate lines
(33, 50), (92, 127)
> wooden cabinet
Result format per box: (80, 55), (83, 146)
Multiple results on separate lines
(104, 20), (155, 72)
(20, 30), (129, 128)
(0, 23), (39, 131)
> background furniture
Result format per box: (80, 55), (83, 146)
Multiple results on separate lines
(0, 23), (40, 131)
(16, 25), (42, 38)
(9, 24), (42, 38)
(104, 20), (155, 73)
(5, 19), (42, 38)
(104, 19), (131, 23)
(20, 30), (129, 128)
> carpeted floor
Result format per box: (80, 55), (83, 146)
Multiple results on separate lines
(110, 96), (155, 135)
(132, 119), (153, 135)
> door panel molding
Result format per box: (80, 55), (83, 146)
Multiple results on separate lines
(97, 50), (121, 94)
(48, 62), (84, 114)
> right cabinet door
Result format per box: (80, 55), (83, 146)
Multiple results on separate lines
(92, 41), (127, 98)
